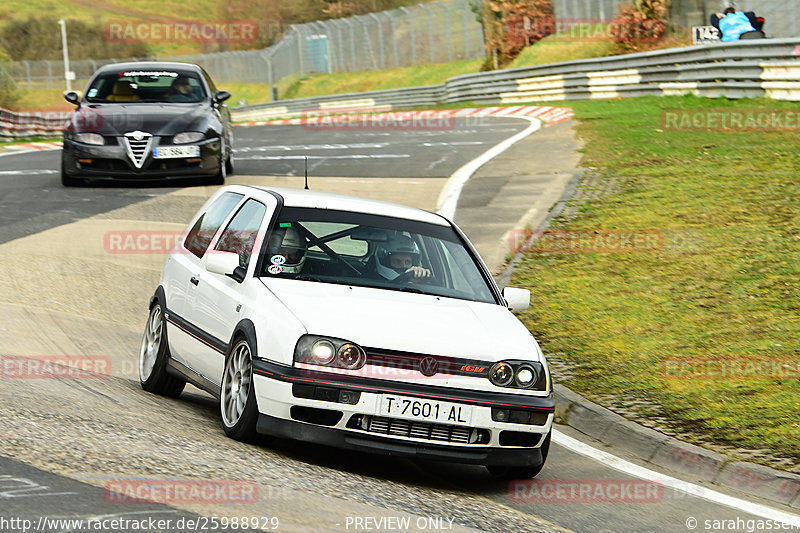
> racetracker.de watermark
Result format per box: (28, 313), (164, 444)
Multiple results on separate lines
(300, 110), (458, 132)
(103, 480), (259, 504)
(506, 18), (663, 42)
(508, 229), (664, 254)
(661, 109), (800, 131)
(0, 355), (111, 379)
(509, 479), (664, 503)
(104, 20), (259, 43)
(662, 356), (800, 380)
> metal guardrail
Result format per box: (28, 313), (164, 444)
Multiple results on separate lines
(232, 38), (800, 122)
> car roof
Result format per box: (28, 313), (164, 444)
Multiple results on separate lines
(94, 61), (202, 74)
(237, 185), (450, 226)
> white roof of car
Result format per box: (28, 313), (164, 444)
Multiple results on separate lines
(247, 185), (450, 226)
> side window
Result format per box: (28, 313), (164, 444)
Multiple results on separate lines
(183, 192), (243, 258)
(215, 199), (267, 268)
(201, 68), (217, 94)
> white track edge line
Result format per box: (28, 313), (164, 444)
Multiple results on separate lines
(553, 429), (800, 526)
(435, 116), (541, 220)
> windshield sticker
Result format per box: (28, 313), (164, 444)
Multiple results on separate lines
(87, 88), (98, 97)
(279, 222), (292, 228)
(120, 71), (178, 78)
(270, 255), (286, 265)
(267, 264), (283, 275)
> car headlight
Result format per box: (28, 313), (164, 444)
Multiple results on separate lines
(489, 362), (514, 387)
(74, 133), (104, 145)
(173, 131), (205, 144)
(489, 360), (546, 390)
(295, 335), (366, 370)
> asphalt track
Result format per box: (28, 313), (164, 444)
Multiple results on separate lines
(0, 118), (797, 533)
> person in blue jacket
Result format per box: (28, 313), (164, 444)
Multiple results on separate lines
(716, 7), (757, 41)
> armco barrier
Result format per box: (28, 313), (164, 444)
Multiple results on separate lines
(4, 39), (800, 137)
(232, 38), (800, 122)
(0, 108), (68, 138)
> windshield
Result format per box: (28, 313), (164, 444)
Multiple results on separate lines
(259, 207), (498, 304)
(84, 69), (207, 103)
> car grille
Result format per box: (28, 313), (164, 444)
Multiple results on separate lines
(348, 415), (489, 445)
(123, 131), (153, 169)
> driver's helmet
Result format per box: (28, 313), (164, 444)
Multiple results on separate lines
(270, 226), (307, 274)
(377, 234), (420, 279)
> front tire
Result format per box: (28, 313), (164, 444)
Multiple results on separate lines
(220, 337), (260, 442)
(139, 302), (185, 397)
(486, 430), (551, 479)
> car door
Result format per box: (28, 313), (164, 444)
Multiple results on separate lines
(184, 197), (272, 385)
(162, 191), (244, 367)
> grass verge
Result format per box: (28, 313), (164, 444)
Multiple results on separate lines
(510, 95), (799, 467)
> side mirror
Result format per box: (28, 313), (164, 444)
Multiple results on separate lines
(64, 91), (80, 105)
(215, 90), (231, 103)
(206, 251), (244, 282)
(502, 287), (530, 311)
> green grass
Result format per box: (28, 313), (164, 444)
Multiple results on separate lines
(510, 95), (800, 465)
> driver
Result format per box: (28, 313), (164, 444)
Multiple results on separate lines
(376, 235), (431, 280)
(167, 75), (195, 102)
(268, 226), (307, 274)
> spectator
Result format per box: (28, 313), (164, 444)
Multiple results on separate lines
(714, 7), (757, 42)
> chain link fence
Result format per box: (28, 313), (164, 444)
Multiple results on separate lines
(6, 0), (484, 92)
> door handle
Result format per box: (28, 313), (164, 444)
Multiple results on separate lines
(190, 276), (199, 286)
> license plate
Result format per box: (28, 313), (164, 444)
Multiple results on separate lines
(377, 394), (473, 425)
(153, 146), (200, 159)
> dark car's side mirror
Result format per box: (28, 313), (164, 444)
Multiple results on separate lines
(214, 90), (231, 103)
(64, 91), (80, 105)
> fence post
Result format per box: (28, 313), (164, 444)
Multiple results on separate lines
(420, 4), (435, 64)
(438, 2), (453, 63)
(293, 26), (305, 76)
(342, 19), (357, 72)
(45, 60), (53, 89)
(25, 61), (32, 89)
(359, 16), (378, 70)
(400, 7), (417, 65)
(460, 0), (470, 59)
(369, 13), (385, 69)
(385, 12), (400, 68)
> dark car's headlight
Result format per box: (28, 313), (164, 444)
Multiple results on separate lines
(74, 133), (104, 145)
(294, 335), (366, 370)
(173, 132), (205, 144)
(489, 360), (546, 390)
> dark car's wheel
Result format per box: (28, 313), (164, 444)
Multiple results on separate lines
(139, 302), (185, 397)
(486, 430), (551, 480)
(221, 337), (260, 442)
(225, 146), (234, 175)
(207, 140), (227, 185)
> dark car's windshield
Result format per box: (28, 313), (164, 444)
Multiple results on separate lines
(84, 69), (207, 103)
(259, 207), (498, 304)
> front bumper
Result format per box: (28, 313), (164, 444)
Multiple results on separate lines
(61, 136), (221, 180)
(252, 360), (554, 467)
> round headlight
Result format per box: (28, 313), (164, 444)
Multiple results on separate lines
(515, 364), (539, 388)
(309, 340), (336, 365)
(336, 343), (366, 370)
(489, 362), (514, 387)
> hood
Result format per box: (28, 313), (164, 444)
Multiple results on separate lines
(262, 278), (540, 363)
(66, 103), (209, 137)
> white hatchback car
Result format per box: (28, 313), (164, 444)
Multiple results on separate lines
(140, 185), (554, 478)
